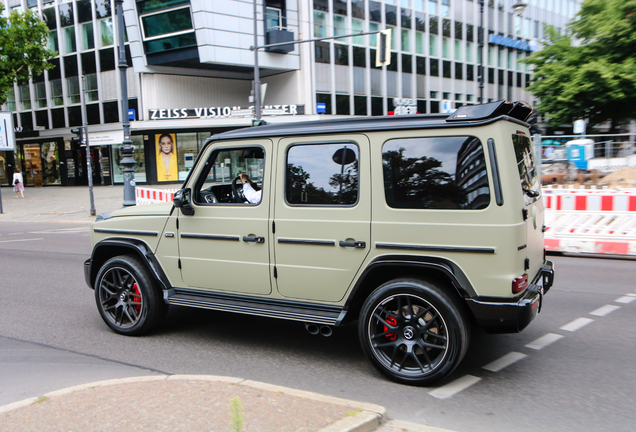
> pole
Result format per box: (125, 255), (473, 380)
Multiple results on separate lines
(80, 75), (96, 216)
(252, 0), (262, 122)
(478, 0), (485, 104)
(115, 0), (136, 206)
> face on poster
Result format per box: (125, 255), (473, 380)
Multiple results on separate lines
(157, 133), (175, 156)
(156, 133), (178, 181)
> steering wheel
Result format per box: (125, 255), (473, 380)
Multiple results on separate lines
(231, 176), (247, 203)
(201, 190), (218, 204)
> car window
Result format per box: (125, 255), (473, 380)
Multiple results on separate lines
(512, 134), (540, 205)
(285, 143), (359, 205)
(195, 146), (264, 204)
(382, 136), (490, 210)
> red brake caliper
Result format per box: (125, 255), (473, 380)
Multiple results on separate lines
(383, 316), (397, 341)
(132, 283), (141, 313)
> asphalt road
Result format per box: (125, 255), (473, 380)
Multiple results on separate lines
(1, 221), (635, 432)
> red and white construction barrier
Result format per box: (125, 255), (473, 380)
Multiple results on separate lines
(544, 187), (636, 255)
(135, 187), (178, 205)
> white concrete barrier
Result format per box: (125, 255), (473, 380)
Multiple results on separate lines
(135, 187), (179, 205)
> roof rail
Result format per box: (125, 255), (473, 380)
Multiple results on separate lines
(446, 100), (533, 123)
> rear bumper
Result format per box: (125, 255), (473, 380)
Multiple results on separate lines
(466, 260), (555, 334)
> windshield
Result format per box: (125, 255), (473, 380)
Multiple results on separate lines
(512, 134), (540, 205)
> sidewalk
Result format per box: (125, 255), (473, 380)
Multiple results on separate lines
(0, 375), (451, 432)
(0, 185), (169, 224)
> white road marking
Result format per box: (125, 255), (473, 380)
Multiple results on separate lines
(483, 352), (527, 372)
(8, 232), (24, 236)
(615, 296), (636, 304)
(525, 333), (563, 350)
(560, 318), (594, 332)
(428, 375), (481, 400)
(0, 238), (44, 244)
(590, 305), (621, 317)
(28, 228), (89, 234)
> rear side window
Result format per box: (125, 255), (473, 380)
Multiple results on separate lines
(512, 134), (540, 205)
(383, 136), (490, 210)
(286, 143), (359, 205)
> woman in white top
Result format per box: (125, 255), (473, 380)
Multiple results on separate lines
(238, 173), (262, 204)
(12, 168), (24, 199)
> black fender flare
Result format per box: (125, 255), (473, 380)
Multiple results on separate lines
(344, 255), (476, 312)
(85, 238), (172, 292)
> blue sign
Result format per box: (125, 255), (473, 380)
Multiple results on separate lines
(489, 34), (535, 52)
(316, 102), (326, 114)
(128, 109), (136, 120)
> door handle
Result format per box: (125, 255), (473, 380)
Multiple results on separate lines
(243, 236), (265, 243)
(339, 240), (366, 248)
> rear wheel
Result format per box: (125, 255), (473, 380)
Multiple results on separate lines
(359, 278), (470, 386)
(94, 255), (168, 336)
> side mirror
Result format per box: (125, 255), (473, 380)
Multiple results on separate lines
(173, 188), (195, 216)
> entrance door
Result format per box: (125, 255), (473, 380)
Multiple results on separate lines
(273, 135), (371, 302)
(23, 144), (43, 186)
(177, 140), (273, 296)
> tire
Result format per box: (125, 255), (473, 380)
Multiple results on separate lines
(358, 278), (470, 386)
(94, 255), (168, 336)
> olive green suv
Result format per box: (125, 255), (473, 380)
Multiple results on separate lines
(84, 100), (554, 386)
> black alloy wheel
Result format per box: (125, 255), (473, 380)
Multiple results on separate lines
(95, 255), (167, 336)
(359, 279), (469, 386)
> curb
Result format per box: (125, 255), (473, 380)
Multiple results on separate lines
(0, 374), (386, 432)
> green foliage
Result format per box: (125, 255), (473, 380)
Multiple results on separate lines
(0, 4), (56, 105)
(523, 0), (636, 130)
(228, 396), (244, 432)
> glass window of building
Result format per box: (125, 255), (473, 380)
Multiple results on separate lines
(314, 11), (326, 38)
(315, 41), (330, 63)
(85, 74), (98, 102)
(514, 15), (522, 35)
(402, 29), (410, 52)
(333, 14), (346, 37)
(442, 37), (450, 59)
(95, 0), (111, 18)
(59, 3), (74, 27)
(428, 0), (437, 15)
(333, 0), (347, 15)
(454, 40), (462, 60)
(175, 133), (198, 181)
(35, 82), (47, 108)
(265, 7), (281, 30)
(467, 24), (474, 42)
(67, 77), (80, 104)
(353, 46), (366, 67)
(100, 18), (114, 47)
(352, 18), (364, 45)
(414, 0), (424, 11)
(401, 8), (412, 28)
(64, 27), (76, 54)
(6, 89), (16, 111)
(351, 0), (365, 18)
(430, 16), (439, 35)
(498, 48), (504, 67)
(441, 0), (450, 17)
(488, 46), (494, 66)
(416, 56), (426, 74)
(334, 44), (348, 65)
(415, 31), (425, 54)
(525, 18), (531, 39)
(466, 41), (473, 62)
(442, 60), (451, 77)
(77, 0), (92, 23)
(401, 0), (410, 7)
(442, 19), (451, 37)
(387, 26), (397, 50)
(140, 6), (193, 40)
(50, 79), (63, 106)
(430, 34), (438, 56)
(369, 1), (382, 23)
(113, 135), (146, 183)
(42, 142), (61, 185)
(19, 84), (31, 110)
(48, 30), (59, 53)
(386, 4), (397, 26)
(82, 22), (95, 50)
(370, 22), (379, 46)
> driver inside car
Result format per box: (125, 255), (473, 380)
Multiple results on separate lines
(239, 173), (262, 204)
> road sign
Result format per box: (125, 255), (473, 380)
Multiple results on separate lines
(0, 112), (16, 151)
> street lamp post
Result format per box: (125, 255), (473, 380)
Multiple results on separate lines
(252, 0), (262, 124)
(115, 0), (136, 206)
(478, 0), (485, 104)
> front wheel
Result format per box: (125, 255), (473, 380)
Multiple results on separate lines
(94, 255), (168, 336)
(359, 279), (470, 386)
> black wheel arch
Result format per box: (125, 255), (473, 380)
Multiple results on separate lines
(343, 255), (476, 323)
(86, 238), (172, 292)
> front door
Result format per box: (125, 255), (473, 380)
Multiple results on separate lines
(177, 140), (273, 296)
(273, 135), (371, 302)
(23, 144), (43, 186)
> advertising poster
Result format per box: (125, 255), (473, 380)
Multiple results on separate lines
(155, 132), (178, 181)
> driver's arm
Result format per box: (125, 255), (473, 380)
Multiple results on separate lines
(240, 174), (262, 204)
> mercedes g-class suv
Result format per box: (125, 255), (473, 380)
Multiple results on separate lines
(84, 100), (554, 386)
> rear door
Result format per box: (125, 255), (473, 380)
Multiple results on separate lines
(272, 135), (371, 302)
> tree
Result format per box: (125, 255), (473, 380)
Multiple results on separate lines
(523, 0), (636, 132)
(0, 5), (56, 105)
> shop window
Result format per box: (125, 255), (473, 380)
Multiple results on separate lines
(19, 84), (31, 110)
(316, 93), (331, 115)
(336, 94), (350, 115)
(103, 101), (119, 123)
(175, 132), (198, 180)
(354, 96), (367, 116)
(51, 108), (65, 128)
(113, 135), (146, 183)
(42, 141), (61, 185)
(100, 18), (114, 47)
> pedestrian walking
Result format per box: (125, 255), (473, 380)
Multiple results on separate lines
(12, 168), (24, 199)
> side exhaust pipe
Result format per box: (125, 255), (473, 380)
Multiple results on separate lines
(304, 323), (319, 335)
(319, 325), (333, 337)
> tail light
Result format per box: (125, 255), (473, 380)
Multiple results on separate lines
(512, 273), (529, 294)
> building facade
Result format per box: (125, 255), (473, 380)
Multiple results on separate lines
(0, 0), (580, 188)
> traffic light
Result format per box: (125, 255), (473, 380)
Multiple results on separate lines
(375, 28), (392, 67)
(71, 127), (85, 146)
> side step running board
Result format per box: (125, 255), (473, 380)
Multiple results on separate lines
(165, 288), (346, 326)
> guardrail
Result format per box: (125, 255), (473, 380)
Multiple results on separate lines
(135, 187), (179, 205)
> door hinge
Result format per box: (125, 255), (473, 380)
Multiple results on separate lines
(273, 266), (277, 278)
(522, 208), (528, 221)
(272, 221), (276, 234)
(524, 258), (530, 271)
(178, 259), (181, 269)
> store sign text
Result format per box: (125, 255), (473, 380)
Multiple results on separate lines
(489, 34), (536, 52)
(149, 105), (304, 120)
